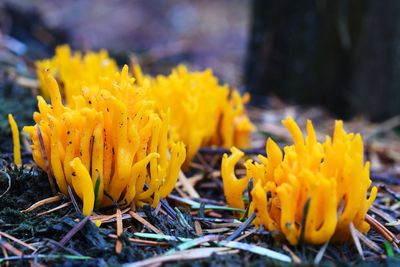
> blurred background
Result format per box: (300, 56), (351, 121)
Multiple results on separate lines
(1, 0), (399, 121)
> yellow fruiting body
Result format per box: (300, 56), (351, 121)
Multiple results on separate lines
(35, 45), (118, 104)
(8, 114), (22, 166)
(24, 69), (186, 216)
(221, 116), (377, 245)
(36, 45), (255, 167)
(134, 64), (256, 166)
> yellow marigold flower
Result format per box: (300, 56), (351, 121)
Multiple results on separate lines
(221, 116), (377, 245)
(24, 68), (186, 216)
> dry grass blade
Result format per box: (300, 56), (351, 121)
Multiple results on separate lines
(108, 234), (169, 246)
(21, 195), (63, 213)
(233, 228), (257, 242)
(349, 222), (364, 260)
(68, 185), (81, 214)
(167, 235), (221, 254)
(356, 229), (384, 254)
(365, 115), (400, 140)
(0, 231), (36, 251)
(123, 247), (231, 267)
(0, 237), (8, 265)
(370, 206), (397, 224)
(194, 221), (203, 236)
(116, 208), (123, 254)
(59, 216), (90, 246)
(226, 212), (256, 241)
(0, 170), (11, 199)
(314, 241), (329, 264)
(36, 202), (71, 216)
(0, 239), (45, 267)
(218, 241), (291, 262)
(282, 244), (301, 264)
(129, 210), (163, 234)
(0, 239), (23, 256)
(90, 207), (131, 223)
(178, 171), (200, 198)
(366, 214), (399, 247)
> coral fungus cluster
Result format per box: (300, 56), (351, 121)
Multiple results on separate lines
(133, 64), (255, 165)
(221, 117), (377, 245)
(36, 45), (118, 105)
(24, 68), (186, 215)
(36, 45), (255, 166)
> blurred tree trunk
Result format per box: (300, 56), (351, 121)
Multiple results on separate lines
(245, 0), (400, 121)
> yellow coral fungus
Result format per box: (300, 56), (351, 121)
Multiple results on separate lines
(221, 116), (377, 245)
(134, 64), (255, 166)
(24, 69), (186, 216)
(8, 114), (22, 166)
(36, 45), (255, 167)
(35, 45), (118, 104)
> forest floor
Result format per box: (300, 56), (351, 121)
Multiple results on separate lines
(1, 46), (400, 267)
(1, 2), (400, 266)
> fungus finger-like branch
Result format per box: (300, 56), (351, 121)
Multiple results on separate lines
(36, 124), (57, 195)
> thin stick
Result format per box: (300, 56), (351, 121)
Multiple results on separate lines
(0, 239), (23, 256)
(349, 222), (364, 260)
(59, 216), (90, 246)
(115, 209), (123, 254)
(0, 170), (11, 199)
(108, 234), (169, 246)
(36, 202), (71, 217)
(282, 244), (301, 264)
(226, 212), (256, 241)
(0, 231), (36, 251)
(68, 185), (81, 214)
(194, 221), (203, 236)
(366, 214), (399, 247)
(178, 171), (200, 198)
(21, 195), (63, 213)
(129, 211), (163, 234)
